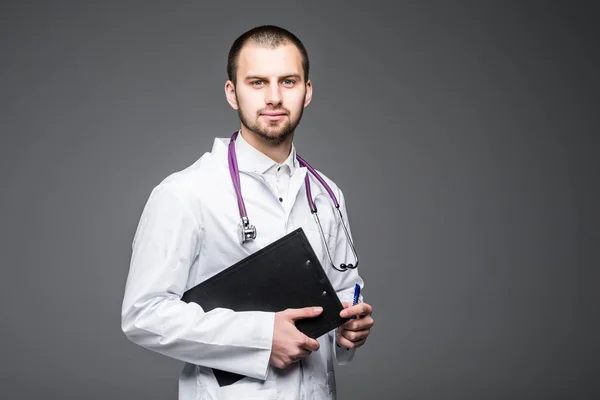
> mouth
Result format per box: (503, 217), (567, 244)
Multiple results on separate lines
(261, 113), (287, 120)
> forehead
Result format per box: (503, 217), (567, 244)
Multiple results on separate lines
(237, 43), (303, 78)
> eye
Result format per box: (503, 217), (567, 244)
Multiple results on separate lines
(282, 79), (296, 87)
(251, 80), (265, 87)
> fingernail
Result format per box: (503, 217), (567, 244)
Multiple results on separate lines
(314, 307), (323, 313)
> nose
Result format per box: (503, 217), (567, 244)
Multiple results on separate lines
(264, 82), (282, 106)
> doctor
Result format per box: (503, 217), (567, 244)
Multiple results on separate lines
(121, 25), (374, 399)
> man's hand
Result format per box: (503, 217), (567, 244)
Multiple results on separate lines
(337, 302), (374, 349)
(269, 307), (322, 369)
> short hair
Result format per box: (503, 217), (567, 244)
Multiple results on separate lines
(227, 25), (310, 86)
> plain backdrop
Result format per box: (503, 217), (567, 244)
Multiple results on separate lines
(1, 1), (599, 399)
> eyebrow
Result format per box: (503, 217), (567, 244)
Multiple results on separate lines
(244, 74), (302, 81)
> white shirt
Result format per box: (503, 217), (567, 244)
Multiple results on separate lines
(235, 132), (295, 210)
(121, 134), (364, 400)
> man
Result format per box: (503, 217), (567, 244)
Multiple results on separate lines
(121, 25), (374, 399)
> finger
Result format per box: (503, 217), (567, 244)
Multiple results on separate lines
(292, 348), (312, 362)
(339, 304), (362, 318)
(341, 328), (370, 343)
(340, 316), (374, 331)
(302, 336), (320, 352)
(340, 303), (372, 319)
(286, 306), (323, 321)
(337, 334), (367, 349)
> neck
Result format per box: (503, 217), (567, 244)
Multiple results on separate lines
(239, 126), (294, 164)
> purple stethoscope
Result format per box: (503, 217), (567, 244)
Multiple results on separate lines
(228, 131), (359, 272)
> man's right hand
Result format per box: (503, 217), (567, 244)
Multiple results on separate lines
(269, 306), (322, 369)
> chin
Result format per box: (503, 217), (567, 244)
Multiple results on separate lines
(263, 125), (290, 137)
(256, 126), (293, 144)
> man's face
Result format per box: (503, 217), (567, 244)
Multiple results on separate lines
(226, 42), (312, 144)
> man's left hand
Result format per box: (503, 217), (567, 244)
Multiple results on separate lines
(337, 302), (374, 349)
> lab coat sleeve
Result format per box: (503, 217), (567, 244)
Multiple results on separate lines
(327, 189), (365, 365)
(121, 185), (274, 379)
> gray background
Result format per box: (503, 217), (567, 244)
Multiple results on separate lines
(1, 1), (598, 399)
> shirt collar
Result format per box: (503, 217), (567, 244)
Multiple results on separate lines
(234, 131), (297, 176)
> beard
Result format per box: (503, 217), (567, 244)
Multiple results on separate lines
(237, 100), (305, 145)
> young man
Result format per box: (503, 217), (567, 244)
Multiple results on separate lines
(121, 25), (374, 399)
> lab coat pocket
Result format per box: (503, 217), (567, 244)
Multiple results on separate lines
(302, 223), (338, 271)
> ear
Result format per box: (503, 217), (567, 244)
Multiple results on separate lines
(224, 80), (239, 110)
(303, 79), (313, 108)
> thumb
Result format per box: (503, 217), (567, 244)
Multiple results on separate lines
(286, 306), (323, 321)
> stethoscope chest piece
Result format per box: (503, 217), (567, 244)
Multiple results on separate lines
(239, 217), (257, 244)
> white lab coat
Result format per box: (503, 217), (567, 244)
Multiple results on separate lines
(121, 136), (364, 399)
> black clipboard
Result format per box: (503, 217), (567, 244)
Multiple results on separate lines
(181, 227), (348, 386)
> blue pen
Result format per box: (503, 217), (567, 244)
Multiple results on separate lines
(351, 283), (360, 319)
